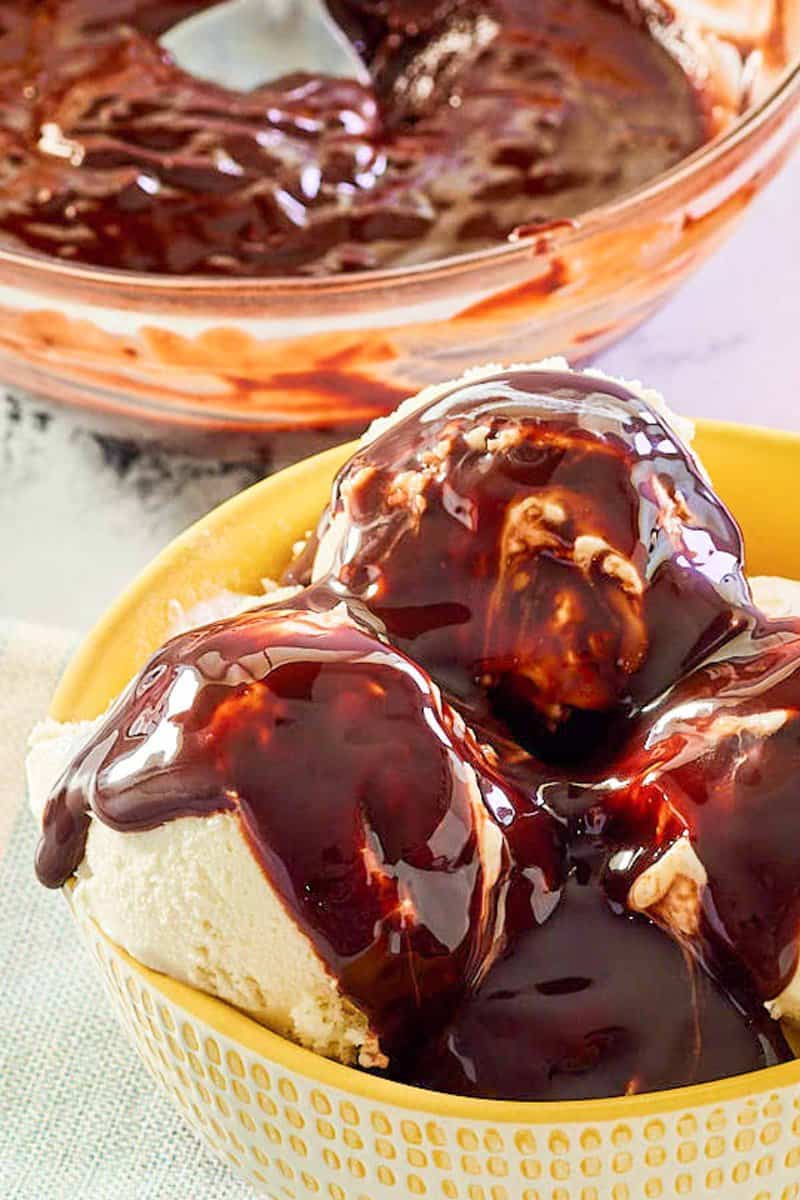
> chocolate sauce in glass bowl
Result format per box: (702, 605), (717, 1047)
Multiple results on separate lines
(0, 0), (709, 275)
(37, 370), (800, 1099)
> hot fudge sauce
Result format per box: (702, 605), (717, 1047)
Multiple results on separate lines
(617, 623), (800, 1008)
(36, 592), (563, 1060)
(0, 0), (710, 275)
(304, 370), (751, 759)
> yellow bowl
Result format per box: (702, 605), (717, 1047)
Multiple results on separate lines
(53, 422), (800, 1199)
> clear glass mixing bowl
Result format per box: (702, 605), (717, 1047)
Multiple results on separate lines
(0, 0), (796, 464)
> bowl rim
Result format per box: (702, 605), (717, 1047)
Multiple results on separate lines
(2, 55), (799, 299)
(55, 417), (800, 1123)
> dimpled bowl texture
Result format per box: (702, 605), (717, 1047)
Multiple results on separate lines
(0, 0), (798, 459)
(53, 423), (800, 1199)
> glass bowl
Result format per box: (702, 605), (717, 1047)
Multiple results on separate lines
(50, 418), (800, 1197)
(0, 2), (798, 464)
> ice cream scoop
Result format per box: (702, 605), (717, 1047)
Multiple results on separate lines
(411, 856), (784, 1101)
(301, 364), (751, 760)
(623, 578), (800, 1024)
(34, 590), (564, 1068)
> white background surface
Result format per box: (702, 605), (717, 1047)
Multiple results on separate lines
(602, 152), (800, 430)
(0, 152), (798, 633)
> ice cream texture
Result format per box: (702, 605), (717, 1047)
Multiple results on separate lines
(28, 586), (389, 1066)
(30, 362), (800, 1099)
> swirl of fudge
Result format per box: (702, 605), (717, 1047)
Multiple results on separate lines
(0, 0), (711, 274)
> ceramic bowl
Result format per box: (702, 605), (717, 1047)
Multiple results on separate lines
(53, 422), (800, 1199)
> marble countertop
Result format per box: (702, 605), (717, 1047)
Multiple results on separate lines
(1, 152), (798, 634)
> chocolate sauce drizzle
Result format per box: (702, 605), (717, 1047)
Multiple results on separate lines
(0, 1), (708, 275)
(312, 370), (752, 760)
(38, 370), (799, 1099)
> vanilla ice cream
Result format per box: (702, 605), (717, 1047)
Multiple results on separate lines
(28, 584), (387, 1066)
(30, 589), (527, 1071)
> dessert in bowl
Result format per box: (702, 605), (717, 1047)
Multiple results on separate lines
(0, 1), (797, 457)
(28, 362), (800, 1195)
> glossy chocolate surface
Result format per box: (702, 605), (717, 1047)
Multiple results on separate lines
(412, 866), (786, 1100)
(0, 1), (707, 275)
(36, 591), (563, 1056)
(315, 370), (751, 759)
(616, 621), (800, 1005)
(38, 370), (800, 1099)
